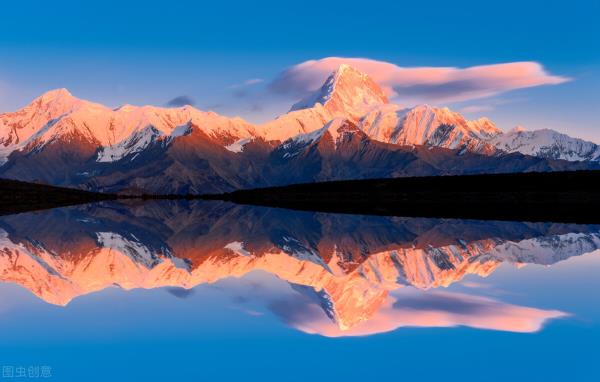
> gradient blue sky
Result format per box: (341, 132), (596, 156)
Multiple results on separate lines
(0, 0), (598, 141)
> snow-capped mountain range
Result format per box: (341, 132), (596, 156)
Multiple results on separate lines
(0, 88), (257, 164)
(1, 65), (598, 193)
(489, 126), (600, 161)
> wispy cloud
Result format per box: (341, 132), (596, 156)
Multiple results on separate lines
(205, 103), (225, 111)
(165, 287), (195, 299)
(269, 57), (570, 104)
(232, 89), (248, 98)
(228, 78), (264, 89)
(249, 103), (263, 112)
(165, 95), (195, 107)
(457, 97), (528, 114)
(460, 105), (495, 113)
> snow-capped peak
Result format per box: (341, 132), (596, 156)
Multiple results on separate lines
(37, 88), (74, 102)
(22, 88), (85, 113)
(28, 88), (103, 116)
(289, 65), (389, 120)
(0, 88), (101, 161)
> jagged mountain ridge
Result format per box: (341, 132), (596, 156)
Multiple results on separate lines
(0, 88), (257, 164)
(1, 65), (598, 193)
(358, 104), (500, 154)
(490, 126), (600, 161)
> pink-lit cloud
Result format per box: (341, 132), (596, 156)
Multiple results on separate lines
(269, 57), (569, 104)
(277, 290), (567, 337)
(460, 105), (495, 113)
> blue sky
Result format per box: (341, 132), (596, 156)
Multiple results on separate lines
(0, 0), (598, 141)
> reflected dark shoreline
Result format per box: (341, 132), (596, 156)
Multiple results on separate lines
(0, 178), (117, 216)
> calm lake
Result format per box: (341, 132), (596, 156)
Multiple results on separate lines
(1, 200), (599, 381)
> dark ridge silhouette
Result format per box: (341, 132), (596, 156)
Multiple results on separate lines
(0, 178), (118, 216)
(201, 170), (600, 223)
(3, 170), (600, 223)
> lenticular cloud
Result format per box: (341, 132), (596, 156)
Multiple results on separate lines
(269, 57), (569, 103)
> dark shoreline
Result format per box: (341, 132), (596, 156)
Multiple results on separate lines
(0, 178), (118, 216)
(2, 170), (600, 223)
(202, 170), (600, 223)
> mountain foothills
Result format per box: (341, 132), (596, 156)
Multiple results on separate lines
(1, 64), (598, 194)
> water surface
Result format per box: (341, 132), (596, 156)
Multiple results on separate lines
(1, 201), (599, 381)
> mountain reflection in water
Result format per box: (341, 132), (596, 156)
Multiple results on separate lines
(1, 200), (598, 337)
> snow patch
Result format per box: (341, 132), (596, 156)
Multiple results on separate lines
(170, 123), (192, 138)
(97, 126), (162, 162)
(225, 138), (251, 153)
(224, 241), (251, 256)
(96, 232), (161, 268)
